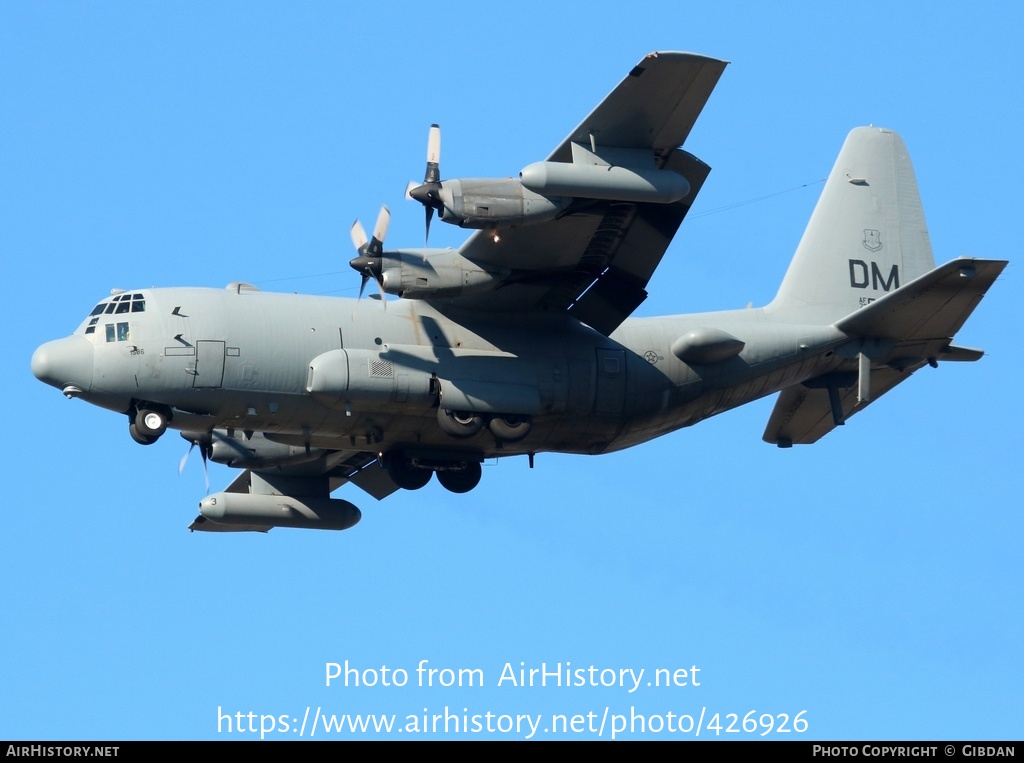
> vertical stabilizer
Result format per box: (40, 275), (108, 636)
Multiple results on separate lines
(768, 127), (935, 323)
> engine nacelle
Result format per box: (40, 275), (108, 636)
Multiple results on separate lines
(196, 492), (361, 532)
(436, 178), (570, 228)
(519, 161), (690, 204)
(208, 430), (327, 469)
(379, 249), (507, 299)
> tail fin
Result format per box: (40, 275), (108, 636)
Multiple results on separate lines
(768, 127), (935, 323)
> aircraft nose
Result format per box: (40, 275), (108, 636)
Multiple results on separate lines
(31, 336), (94, 396)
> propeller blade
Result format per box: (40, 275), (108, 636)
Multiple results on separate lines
(371, 205), (390, 247)
(408, 124), (443, 243)
(200, 444), (210, 494)
(350, 219), (368, 251)
(349, 205), (390, 305)
(178, 441), (195, 475)
(425, 123), (441, 183)
(378, 269), (388, 311)
(178, 431), (212, 492)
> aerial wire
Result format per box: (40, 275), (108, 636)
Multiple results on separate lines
(244, 177), (828, 287)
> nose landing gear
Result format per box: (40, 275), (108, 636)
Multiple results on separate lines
(128, 406), (170, 445)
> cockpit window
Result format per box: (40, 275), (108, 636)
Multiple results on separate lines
(88, 293), (145, 323)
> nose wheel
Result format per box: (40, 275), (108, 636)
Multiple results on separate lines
(129, 423), (159, 446)
(129, 406), (169, 445)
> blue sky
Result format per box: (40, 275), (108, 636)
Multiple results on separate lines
(3, 2), (1021, 740)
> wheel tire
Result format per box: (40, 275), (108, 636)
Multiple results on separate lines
(384, 453), (432, 491)
(488, 414), (532, 442)
(135, 408), (168, 438)
(436, 461), (482, 494)
(129, 423), (158, 446)
(437, 407), (484, 438)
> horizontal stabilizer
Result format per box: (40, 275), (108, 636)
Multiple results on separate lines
(764, 365), (920, 446)
(765, 256), (1006, 446)
(836, 258), (1007, 340)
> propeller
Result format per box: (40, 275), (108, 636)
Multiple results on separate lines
(406, 124), (443, 244)
(348, 205), (390, 306)
(179, 431), (212, 493)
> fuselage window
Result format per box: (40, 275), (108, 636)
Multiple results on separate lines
(105, 324), (115, 342)
(117, 322), (130, 341)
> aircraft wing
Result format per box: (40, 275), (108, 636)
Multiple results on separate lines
(544, 51), (729, 161)
(187, 449), (398, 532)
(449, 52), (727, 335)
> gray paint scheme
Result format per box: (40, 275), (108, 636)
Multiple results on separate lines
(31, 52), (1006, 533)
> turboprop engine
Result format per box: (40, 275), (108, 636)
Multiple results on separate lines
(405, 124), (691, 241)
(181, 429), (330, 470)
(378, 249), (508, 299)
(427, 177), (569, 230)
(347, 205), (507, 300)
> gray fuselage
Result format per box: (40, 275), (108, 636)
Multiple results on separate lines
(47, 285), (846, 461)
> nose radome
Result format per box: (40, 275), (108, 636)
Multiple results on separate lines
(31, 336), (94, 393)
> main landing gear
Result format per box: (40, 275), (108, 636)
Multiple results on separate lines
(128, 405), (170, 445)
(436, 406), (532, 443)
(383, 451), (483, 494)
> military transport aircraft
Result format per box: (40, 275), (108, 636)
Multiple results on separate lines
(32, 52), (1006, 533)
